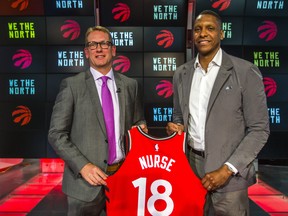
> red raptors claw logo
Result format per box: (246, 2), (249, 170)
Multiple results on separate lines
(156, 80), (173, 98)
(10, 0), (29, 11)
(12, 105), (32, 126)
(61, 20), (80, 40)
(211, 0), (231, 11)
(263, 77), (277, 97)
(257, 21), (277, 42)
(156, 30), (174, 48)
(113, 55), (130, 73)
(112, 3), (130, 22)
(12, 49), (32, 69)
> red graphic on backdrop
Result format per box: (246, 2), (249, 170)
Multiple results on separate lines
(257, 21), (277, 42)
(156, 30), (174, 48)
(12, 105), (32, 126)
(113, 55), (130, 73)
(112, 3), (130, 22)
(156, 80), (173, 98)
(263, 77), (277, 97)
(10, 0), (29, 11)
(61, 20), (80, 40)
(212, 0), (231, 11)
(12, 49), (32, 69)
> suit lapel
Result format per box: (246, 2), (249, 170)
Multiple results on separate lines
(182, 61), (195, 107)
(207, 52), (233, 116)
(114, 73), (125, 135)
(85, 70), (107, 136)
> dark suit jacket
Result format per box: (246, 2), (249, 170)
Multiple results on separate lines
(48, 69), (145, 201)
(172, 50), (270, 192)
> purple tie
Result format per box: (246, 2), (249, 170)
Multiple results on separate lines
(101, 76), (116, 164)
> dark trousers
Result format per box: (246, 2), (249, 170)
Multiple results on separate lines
(66, 169), (117, 216)
(67, 187), (106, 216)
(188, 148), (249, 216)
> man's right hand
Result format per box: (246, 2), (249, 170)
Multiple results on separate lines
(166, 122), (184, 135)
(80, 163), (108, 186)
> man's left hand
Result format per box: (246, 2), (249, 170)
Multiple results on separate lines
(202, 164), (233, 191)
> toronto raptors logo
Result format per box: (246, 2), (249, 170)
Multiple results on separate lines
(263, 77), (277, 97)
(12, 49), (32, 69)
(156, 80), (173, 98)
(60, 20), (80, 40)
(211, 0), (231, 11)
(10, 0), (29, 11)
(113, 55), (130, 73)
(12, 105), (32, 126)
(156, 30), (174, 48)
(112, 3), (130, 22)
(257, 21), (277, 42)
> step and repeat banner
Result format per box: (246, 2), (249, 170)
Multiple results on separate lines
(0, 0), (286, 159)
(0, 0), (95, 157)
(99, 0), (188, 131)
(0, 0), (188, 158)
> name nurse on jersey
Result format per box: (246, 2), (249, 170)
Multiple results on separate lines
(139, 154), (176, 172)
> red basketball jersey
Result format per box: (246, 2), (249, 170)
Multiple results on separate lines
(105, 126), (207, 216)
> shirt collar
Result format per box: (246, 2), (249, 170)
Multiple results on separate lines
(90, 67), (114, 81)
(194, 48), (222, 69)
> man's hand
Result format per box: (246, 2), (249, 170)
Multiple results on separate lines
(80, 163), (108, 186)
(132, 124), (148, 133)
(201, 165), (233, 191)
(139, 124), (148, 133)
(166, 122), (184, 135)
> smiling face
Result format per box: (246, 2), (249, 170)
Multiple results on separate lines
(84, 30), (116, 75)
(193, 13), (224, 61)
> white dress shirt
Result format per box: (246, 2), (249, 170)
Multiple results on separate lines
(188, 49), (222, 151)
(187, 49), (238, 174)
(90, 67), (123, 163)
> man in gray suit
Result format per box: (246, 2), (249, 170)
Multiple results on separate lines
(166, 10), (269, 215)
(48, 26), (147, 216)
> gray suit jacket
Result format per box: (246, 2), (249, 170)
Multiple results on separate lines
(172, 50), (270, 192)
(48, 70), (145, 201)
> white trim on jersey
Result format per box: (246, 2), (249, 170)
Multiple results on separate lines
(128, 126), (186, 152)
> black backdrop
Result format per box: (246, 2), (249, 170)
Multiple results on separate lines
(0, 0), (287, 159)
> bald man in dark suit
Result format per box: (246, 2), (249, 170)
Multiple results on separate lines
(167, 10), (269, 216)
